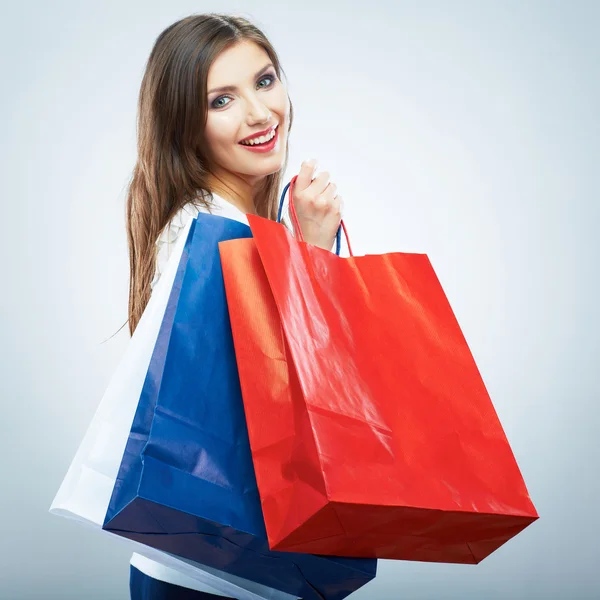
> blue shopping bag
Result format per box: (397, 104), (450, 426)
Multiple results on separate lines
(103, 212), (377, 600)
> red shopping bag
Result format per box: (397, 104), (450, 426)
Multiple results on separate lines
(218, 176), (538, 564)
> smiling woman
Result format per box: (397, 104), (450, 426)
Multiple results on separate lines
(54, 11), (353, 599)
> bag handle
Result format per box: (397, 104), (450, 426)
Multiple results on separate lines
(277, 175), (354, 257)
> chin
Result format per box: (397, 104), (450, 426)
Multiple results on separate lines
(236, 151), (288, 179)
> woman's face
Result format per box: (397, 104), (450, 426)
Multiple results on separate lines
(204, 40), (290, 182)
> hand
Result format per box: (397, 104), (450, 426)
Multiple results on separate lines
(289, 159), (343, 251)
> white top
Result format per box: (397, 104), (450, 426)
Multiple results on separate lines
(131, 192), (252, 595)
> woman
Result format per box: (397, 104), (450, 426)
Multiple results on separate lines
(124, 13), (343, 599)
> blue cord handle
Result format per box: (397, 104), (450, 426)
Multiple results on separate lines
(277, 181), (342, 256)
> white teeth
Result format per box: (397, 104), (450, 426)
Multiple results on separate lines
(241, 126), (277, 146)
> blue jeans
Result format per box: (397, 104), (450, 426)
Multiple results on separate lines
(129, 565), (234, 599)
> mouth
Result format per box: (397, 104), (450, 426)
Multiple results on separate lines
(238, 123), (279, 153)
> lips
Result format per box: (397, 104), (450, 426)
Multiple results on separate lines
(238, 125), (280, 154)
(238, 123), (278, 144)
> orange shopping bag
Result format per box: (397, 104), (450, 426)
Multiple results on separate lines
(218, 176), (538, 564)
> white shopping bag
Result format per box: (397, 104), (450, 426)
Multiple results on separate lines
(50, 216), (297, 600)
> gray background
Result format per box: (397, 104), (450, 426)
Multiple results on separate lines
(1, 0), (598, 598)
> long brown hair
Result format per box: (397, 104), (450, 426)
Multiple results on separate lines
(121, 13), (294, 337)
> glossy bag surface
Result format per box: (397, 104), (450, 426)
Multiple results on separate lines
(103, 212), (377, 600)
(219, 178), (538, 564)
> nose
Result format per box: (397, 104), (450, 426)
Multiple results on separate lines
(245, 92), (271, 125)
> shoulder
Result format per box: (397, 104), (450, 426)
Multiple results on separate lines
(150, 200), (211, 291)
(157, 202), (201, 246)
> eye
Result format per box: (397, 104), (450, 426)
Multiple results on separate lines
(211, 95), (231, 109)
(257, 72), (276, 89)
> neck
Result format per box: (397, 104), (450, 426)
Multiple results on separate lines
(205, 166), (264, 216)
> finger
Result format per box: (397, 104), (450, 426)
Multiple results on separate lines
(330, 192), (342, 217)
(314, 189), (341, 219)
(324, 193), (342, 220)
(322, 182), (338, 203)
(308, 170), (331, 196)
(295, 158), (318, 192)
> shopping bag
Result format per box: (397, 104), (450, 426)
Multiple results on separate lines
(218, 176), (539, 564)
(49, 216), (286, 600)
(103, 211), (378, 600)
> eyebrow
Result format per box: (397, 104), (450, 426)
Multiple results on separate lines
(207, 63), (274, 95)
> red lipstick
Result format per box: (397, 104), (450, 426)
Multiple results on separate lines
(238, 124), (279, 154)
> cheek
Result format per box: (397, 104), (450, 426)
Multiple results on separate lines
(205, 112), (241, 152)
